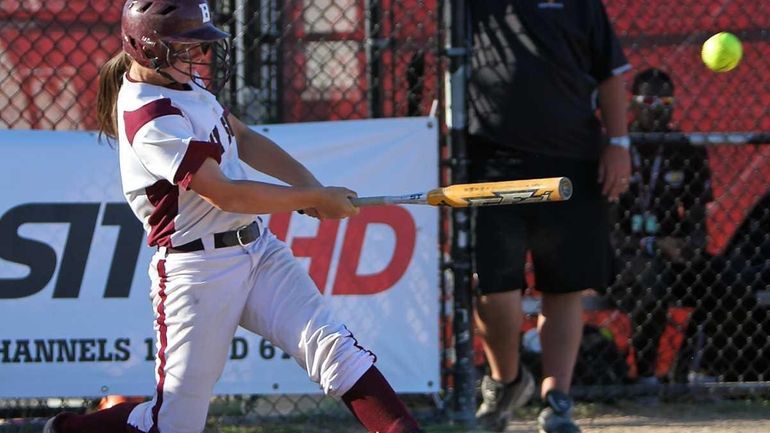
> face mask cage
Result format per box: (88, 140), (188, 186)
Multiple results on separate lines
(162, 39), (232, 94)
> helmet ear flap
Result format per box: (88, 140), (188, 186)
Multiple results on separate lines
(148, 56), (162, 70)
(142, 37), (171, 70)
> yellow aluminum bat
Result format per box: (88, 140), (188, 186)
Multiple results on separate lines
(351, 177), (572, 207)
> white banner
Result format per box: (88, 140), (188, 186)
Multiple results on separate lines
(0, 117), (439, 398)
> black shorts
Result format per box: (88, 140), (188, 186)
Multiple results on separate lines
(470, 141), (612, 295)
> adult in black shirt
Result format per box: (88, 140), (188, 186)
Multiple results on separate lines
(468, 2), (631, 432)
(609, 68), (712, 386)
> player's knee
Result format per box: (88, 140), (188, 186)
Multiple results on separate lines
(301, 324), (375, 397)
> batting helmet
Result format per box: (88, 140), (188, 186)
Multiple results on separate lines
(121, 0), (231, 90)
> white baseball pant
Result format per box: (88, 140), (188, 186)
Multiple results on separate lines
(127, 226), (375, 433)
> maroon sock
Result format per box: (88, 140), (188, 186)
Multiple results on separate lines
(56, 402), (139, 433)
(342, 366), (422, 433)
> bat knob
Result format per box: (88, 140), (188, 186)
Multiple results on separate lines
(559, 177), (573, 200)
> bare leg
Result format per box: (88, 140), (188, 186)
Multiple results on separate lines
(539, 291), (584, 397)
(474, 290), (524, 383)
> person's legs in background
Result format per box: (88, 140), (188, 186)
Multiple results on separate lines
(530, 250), (589, 433)
(629, 296), (668, 383)
(536, 291), (585, 433)
(475, 290), (524, 384)
(528, 153), (611, 433)
(630, 258), (672, 385)
(539, 291), (584, 395)
(471, 151), (607, 433)
(474, 290), (536, 432)
(608, 254), (667, 385)
(472, 204), (536, 432)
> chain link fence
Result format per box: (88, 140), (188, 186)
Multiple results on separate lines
(1, 0), (769, 430)
(0, 0), (447, 429)
(575, 0), (770, 399)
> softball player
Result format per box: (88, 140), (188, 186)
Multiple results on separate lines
(44, 1), (423, 433)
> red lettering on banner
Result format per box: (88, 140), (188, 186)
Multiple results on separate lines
(269, 213), (337, 292)
(267, 212), (291, 241)
(292, 220), (341, 293)
(332, 207), (416, 296)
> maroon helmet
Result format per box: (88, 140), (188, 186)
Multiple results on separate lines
(122, 0), (231, 91)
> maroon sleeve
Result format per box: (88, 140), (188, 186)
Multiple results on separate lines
(174, 140), (223, 190)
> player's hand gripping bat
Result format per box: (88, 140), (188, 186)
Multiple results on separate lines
(351, 177), (572, 207)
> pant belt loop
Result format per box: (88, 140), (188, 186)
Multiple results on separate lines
(158, 246), (169, 258)
(201, 234), (216, 252)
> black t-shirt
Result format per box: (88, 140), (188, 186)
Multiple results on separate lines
(468, 0), (629, 160)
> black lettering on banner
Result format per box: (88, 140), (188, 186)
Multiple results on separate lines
(57, 339), (78, 362)
(0, 204), (59, 298)
(50, 205), (100, 298)
(259, 338), (275, 360)
(0, 340), (9, 362)
(145, 337), (252, 361)
(96, 338), (114, 362)
(79, 339), (96, 362)
(0, 203), (99, 299)
(231, 337), (248, 360)
(101, 203), (144, 298)
(34, 339), (54, 362)
(144, 338), (155, 361)
(0, 202), (145, 299)
(258, 338), (290, 360)
(115, 338), (131, 361)
(0, 338), (133, 363)
(3, 337), (289, 364)
(12, 340), (31, 363)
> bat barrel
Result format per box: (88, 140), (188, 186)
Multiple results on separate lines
(453, 176), (574, 206)
(558, 177), (573, 201)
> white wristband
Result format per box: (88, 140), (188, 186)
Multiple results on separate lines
(609, 135), (630, 149)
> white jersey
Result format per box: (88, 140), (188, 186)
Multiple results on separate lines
(116, 75), (255, 247)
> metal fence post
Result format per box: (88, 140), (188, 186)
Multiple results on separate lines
(365, 0), (384, 118)
(445, 0), (475, 426)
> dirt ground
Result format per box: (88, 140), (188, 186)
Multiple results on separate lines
(2, 398), (768, 433)
(498, 400), (770, 433)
